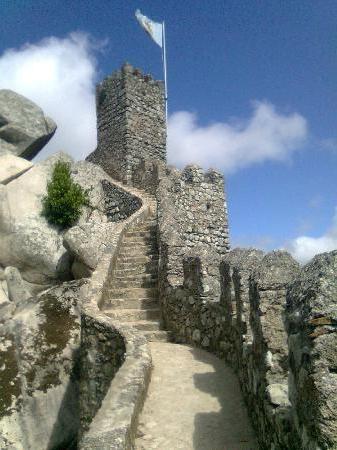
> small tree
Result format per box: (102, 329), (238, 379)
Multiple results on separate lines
(42, 161), (89, 228)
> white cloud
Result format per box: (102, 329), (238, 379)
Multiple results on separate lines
(0, 33), (99, 160)
(168, 101), (308, 173)
(287, 207), (337, 264)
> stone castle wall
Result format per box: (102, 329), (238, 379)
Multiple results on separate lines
(86, 63), (166, 189)
(83, 64), (336, 449)
(159, 246), (337, 449)
(157, 164), (230, 304)
(286, 251), (337, 449)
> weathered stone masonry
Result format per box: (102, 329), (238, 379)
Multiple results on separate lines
(159, 243), (337, 449)
(87, 63), (166, 189)
(157, 164), (230, 304)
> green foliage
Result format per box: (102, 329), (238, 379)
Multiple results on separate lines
(42, 161), (89, 228)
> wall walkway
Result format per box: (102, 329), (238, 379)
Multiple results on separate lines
(135, 342), (257, 450)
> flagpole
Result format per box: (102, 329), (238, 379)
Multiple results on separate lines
(162, 21), (168, 125)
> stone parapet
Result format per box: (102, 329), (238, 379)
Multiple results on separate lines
(78, 182), (154, 449)
(157, 164), (229, 304)
(246, 251), (300, 449)
(286, 251), (337, 449)
(159, 245), (337, 449)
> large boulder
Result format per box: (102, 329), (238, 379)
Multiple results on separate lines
(0, 152), (74, 286)
(0, 90), (56, 160)
(0, 280), (83, 450)
(0, 154), (33, 185)
(64, 161), (143, 278)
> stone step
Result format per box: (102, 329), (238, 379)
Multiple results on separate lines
(113, 273), (157, 282)
(113, 269), (158, 279)
(131, 220), (156, 228)
(113, 262), (158, 276)
(123, 234), (157, 243)
(117, 255), (158, 264)
(142, 330), (173, 342)
(107, 287), (158, 299)
(104, 308), (161, 321)
(121, 241), (158, 250)
(124, 231), (155, 238)
(130, 227), (157, 235)
(118, 249), (158, 258)
(104, 297), (159, 309)
(120, 320), (161, 331)
(121, 245), (157, 253)
(113, 278), (158, 289)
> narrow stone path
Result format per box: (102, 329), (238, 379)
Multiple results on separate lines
(135, 342), (257, 450)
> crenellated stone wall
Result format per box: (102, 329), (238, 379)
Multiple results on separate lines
(86, 63), (166, 190)
(246, 251), (300, 449)
(158, 164), (229, 304)
(158, 245), (337, 449)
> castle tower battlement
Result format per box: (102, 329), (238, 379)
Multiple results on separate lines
(86, 63), (166, 185)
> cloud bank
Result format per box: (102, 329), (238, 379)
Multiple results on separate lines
(0, 33), (98, 160)
(286, 207), (337, 264)
(168, 102), (308, 173)
(0, 33), (308, 171)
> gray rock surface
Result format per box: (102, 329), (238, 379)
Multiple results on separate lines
(266, 383), (290, 407)
(0, 90), (56, 160)
(0, 279), (14, 322)
(0, 153), (142, 285)
(4, 266), (32, 305)
(64, 161), (143, 277)
(0, 280), (83, 450)
(286, 251), (337, 449)
(64, 222), (111, 273)
(0, 154), (33, 184)
(0, 152), (74, 285)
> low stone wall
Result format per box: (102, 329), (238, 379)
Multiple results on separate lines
(80, 310), (126, 433)
(101, 179), (142, 222)
(79, 304), (151, 450)
(160, 251), (226, 354)
(245, 251), (300, 449)
(78, 185), (154, 449)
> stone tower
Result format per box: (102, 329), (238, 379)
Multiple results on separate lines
(86, 63), (166, 186)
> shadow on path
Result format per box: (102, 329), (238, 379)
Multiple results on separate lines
(190, 347), (257, 450)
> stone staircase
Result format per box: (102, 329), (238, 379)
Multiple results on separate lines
(102, 212), (171, 342)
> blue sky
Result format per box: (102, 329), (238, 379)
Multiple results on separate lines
(1, 0), (336, 262)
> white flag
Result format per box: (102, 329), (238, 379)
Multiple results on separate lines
(135, 9), (163, 48)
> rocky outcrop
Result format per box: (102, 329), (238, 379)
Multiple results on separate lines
(0, 154), (142, 286)
(0, 90), (56, 160)
(0, 280), (83, 450)
(0, 152), (74, 286)
(0, 154), (33, 185)
(64, 162), (143, 278)
(4, 266), (32, 306)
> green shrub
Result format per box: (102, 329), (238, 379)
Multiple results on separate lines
(42, 161), (89, 228)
